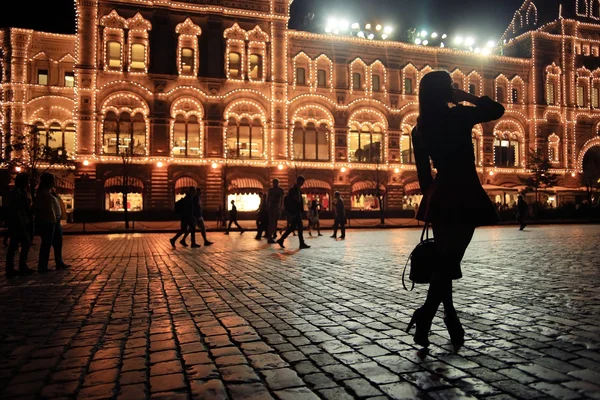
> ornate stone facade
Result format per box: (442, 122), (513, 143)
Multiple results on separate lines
(1, 0), (598, 220)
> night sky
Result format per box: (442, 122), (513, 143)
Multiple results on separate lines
(0, 0), (525, 41)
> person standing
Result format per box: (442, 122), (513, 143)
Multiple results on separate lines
(266, 179), (284, 243)
(5, 173), (35, 277)
(225, 199), (244, 234)
(517, 194), (529, 231)
(277, 176), (310, 249)
(408, 70), (504, 351)
(331, 192), (346, 239)
(308, 200), (322, 237)
(170, 187), (198, 249)
(35, 173), (70, 272)
(255, 193), (269, 240)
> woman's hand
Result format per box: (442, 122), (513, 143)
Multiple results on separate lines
(453, 88), (479, 105)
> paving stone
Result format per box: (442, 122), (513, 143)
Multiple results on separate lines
(261, 368), (304, 390)
(0, 228), (599, 399)
(342, 377), (383, 397)
(228, 382), (274, 400)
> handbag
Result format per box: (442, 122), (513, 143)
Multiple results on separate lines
(402, 222), (437, 291)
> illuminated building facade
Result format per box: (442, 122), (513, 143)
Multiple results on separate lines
(0, 0), (597, 219)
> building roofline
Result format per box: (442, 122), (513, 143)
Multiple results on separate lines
(288, 30), (531, 65)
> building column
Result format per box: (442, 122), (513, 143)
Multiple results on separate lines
(74, 0), (98, 156)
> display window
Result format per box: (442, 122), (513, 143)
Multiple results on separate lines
(351, 194), (381, 210)
(302, 193), (330, 211)
(227, 193), (261, 212)
(106, 192), (143, 212)
(61, 194), (75, 215)
(403, 194), (423, 210)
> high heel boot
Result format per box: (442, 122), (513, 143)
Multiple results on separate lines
(406, 307), (433, 348)
(443, 312), (465, 351)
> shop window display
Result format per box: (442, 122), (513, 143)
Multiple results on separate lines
(302, 193), (330, 211)
(351, 194), (381, 210)
(227, 193), (261, 212)
(106, 192), (143, 212)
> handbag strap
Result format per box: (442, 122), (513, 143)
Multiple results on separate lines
(402, 251), (415, 291)
(420, 222), (430, 242)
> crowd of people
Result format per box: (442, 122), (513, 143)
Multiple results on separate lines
(4, 172), (70, 277)
(169, 176), (349, 251)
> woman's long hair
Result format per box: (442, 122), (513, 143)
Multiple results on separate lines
(417, 71), (454, 137)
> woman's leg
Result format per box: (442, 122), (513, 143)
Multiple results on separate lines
(431, 223), (475, 314)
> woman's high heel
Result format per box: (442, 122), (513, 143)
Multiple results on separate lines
(444, 312), (465, 352)
(406, 307), (433, 348)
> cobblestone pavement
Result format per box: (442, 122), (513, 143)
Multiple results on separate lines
(1, 224), (599, 400)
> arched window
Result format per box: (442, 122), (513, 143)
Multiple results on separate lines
(349, 124), (383, 163)
(102, 111), (146, 155)
(548, 134), (560, 163)
(107, 41), (121, 68)
(130, 43), (146, 71)
(34, 122), (47, 148)
(352, 73), (362, 91)
(293, 122), (329, 161)
(401, 125), (414, 164)
(372, 75), (381, 92)
(228, 52), (242, 79)
(496, 87), (505, 103)
(577, 84), (586, 106)
(546, 83), (556, 105)
(249, 54), (263, 80)
(173, 115), (201, 157)
(296, 67), (307, 85)
(49, 122), (62, 148)
(512, 88), (520, 104)
(404, 78), (414, 95)
(494, 133), (520, 167)
(226, 117), (263, 159)
(317, 69), (327, 87)
(594, 0), (600, 18)
(469, 84), (477, 95)
(180, 48), (194, 75)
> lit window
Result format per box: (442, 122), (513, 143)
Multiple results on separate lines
(512, 88), (519, 103)
(494, 137), (520, 167)
(548, 134), (560, 163)
(404, 78), (413, 94)
(577, 85), (585, 106)
(372, 75), (381, 92)
(317, 69), (327, 87)
(349, 125), (383, 163)
(249, 54), (262, 80)
(293, 122), (329, 161)
(469, 84), (476, 95)
(226, 117), (263, 159)
(181, 48), (194, 74)
(353, 73), (362, 90)
(130, 43), (145, 70)
(107, 41), (121, 68)
(229, 52), (241, 78)
(296, 67), (306, 85)
(546, 83), (555, 105)
(102, 111), (146, 156)
(401, 127), (414, 164)
(38, 70), (48, 85)
(173, 115), (201, 157)
(64, 72), (74, 87)
(593, 87), (599, 108)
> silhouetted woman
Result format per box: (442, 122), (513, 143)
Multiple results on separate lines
(408, 71), (504, 351)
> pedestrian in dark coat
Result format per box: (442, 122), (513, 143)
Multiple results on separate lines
(170, 187), (198, 248)
(225, 200), (244, 234)
(5, 173), (35, 277)
(517, 195), (529, 230)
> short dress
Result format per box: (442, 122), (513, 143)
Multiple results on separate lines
(413, 96), (505, 228)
